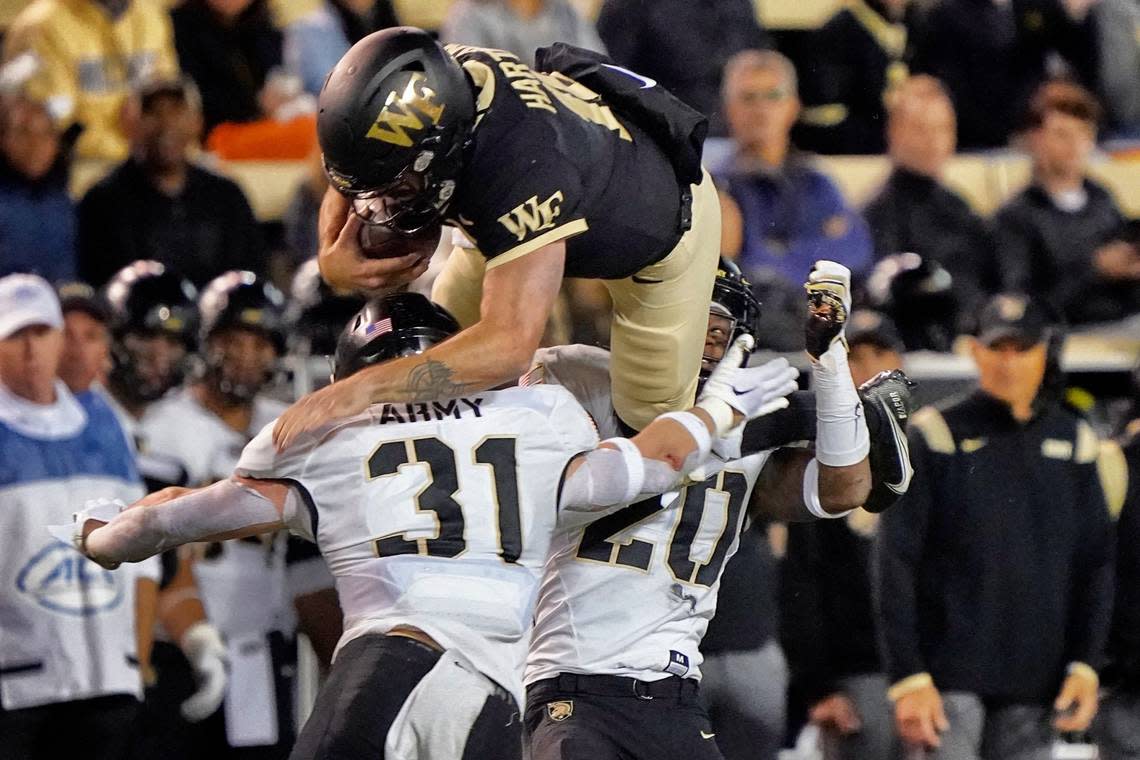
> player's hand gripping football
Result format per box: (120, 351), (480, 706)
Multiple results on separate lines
(318, 188), (432, 293)
(696, 335), (800, 437)
(804, 260), (852, 361)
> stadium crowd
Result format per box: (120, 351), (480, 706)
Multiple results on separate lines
(0, 0), (1138, 759)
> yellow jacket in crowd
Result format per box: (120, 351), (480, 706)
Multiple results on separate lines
(3, 0), (178, 160)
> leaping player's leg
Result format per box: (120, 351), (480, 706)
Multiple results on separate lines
(431, 243), (487, 329)
(604, 170), (721, 431)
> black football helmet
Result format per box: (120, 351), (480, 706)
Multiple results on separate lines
(198, 271), (287, 403)
(285, 258), (367, 357)
(103, 260), (199, 403)
(333, 292), (460, 381)
(866, 253), (958, 352)
(198, 271), (287, 351)
(318, 27), (476, 234)
(700, 258), (763, 384)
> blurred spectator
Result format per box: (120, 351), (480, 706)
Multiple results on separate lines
(282, 148), (327, 265)
(56, 282), (112, 394)
(0, 91), (75, 282)
(863, 76), (995, 325)
(701, 523), (786, 760)
(796, 0), (912, 154)
(284, 0), (399, 96)
(77, 80), (266, 288)
(2, 0), (178, 160)
(1094, 425), (1140, 760)
(994, 81), (1133, 324)
(715, 50), (872, 289)
(846, 309), (905, 384)
(910, 0), (1096, 148)
(878, 293), (1115, 758)
(0, 273), (157, 760)
(865, 254), (959, 352)
(171, 0), (283, 134)
(596, 0), (771, 133)
(441, 0), (605, 67)
(782, 309), (902, 760)
(1091, 0), (1140, 136)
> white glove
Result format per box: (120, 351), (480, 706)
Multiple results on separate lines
(47, 498), (127, 569)
(180, 622), (228, 723)
(696, 335), (800, 436)
(804, 260), (853, 361)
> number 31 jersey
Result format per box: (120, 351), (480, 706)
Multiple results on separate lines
(236, 385), (598, 708)
(525, 345), (772, 685)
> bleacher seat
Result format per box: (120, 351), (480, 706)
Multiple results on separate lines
(755, 0), (840, 30)
(70, 158), (308, 222)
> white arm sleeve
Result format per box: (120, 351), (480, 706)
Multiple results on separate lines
(558, 411), (714, 511)
(85, 479), (288, 565)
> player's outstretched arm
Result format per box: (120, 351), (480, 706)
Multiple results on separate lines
(560, 336), (800, 510)
(59, 477), (293, 570)
(272, 242), (566, 450)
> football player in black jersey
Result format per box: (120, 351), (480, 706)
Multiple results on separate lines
(273, 27), (722, 448)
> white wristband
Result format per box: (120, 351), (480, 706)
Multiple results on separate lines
(693, 397), (736, 438)
(658, 411), (713, 461)
(812, 341), (870, 467)
(803, 457), (855, 520)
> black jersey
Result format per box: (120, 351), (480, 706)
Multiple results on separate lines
(446, 45), (683, 279)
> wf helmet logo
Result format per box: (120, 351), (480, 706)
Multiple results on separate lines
(17, 543), (124, 616)
(366, 73), (446, 148)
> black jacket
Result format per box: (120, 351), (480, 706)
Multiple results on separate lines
(796, 1), (912, 155)
(910, 0), (1096, 148)
(77, 160), (266, 288)
(864, 168), (998, 326)
(877, 390), (1115, 702)
(782, 517), (883, 703)
(596, 0), (771, 134)
(1106, 432), (1140, 691)
(994, 180), (1129, 323)
(172, 0), (283, 132)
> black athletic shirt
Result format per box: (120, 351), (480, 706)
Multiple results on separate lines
(446, 44), (683, 279)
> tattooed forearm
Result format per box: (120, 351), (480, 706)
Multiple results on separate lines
(401, 359), (480, 400)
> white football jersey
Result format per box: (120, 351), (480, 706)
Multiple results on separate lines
(525, 345), (771, 685)
(236, 385), (600, 708)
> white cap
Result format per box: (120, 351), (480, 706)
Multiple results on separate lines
(0, 274), (64, 339)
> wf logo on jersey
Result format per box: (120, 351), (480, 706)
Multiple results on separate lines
(498, 191), (564, 242)
(17, 542), (124, 616)
(366, 72), (446, 148)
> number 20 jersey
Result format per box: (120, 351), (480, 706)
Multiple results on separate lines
(524, 345), (772, 685)
(235, 385), (599, 708)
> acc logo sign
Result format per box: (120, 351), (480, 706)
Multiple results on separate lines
(16, 543), (124, 617)
(366, 73), (446, 148)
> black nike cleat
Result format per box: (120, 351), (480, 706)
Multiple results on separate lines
(859, 369), (918, 513)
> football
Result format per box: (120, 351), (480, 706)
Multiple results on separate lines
(358, 221), (443, 261)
